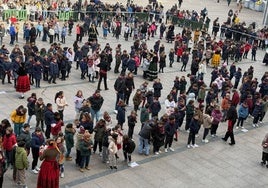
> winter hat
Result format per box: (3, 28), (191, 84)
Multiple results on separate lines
(79, 126), (85, 134)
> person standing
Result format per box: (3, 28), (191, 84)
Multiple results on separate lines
(9, 23), (16, 45)
(26, 93), (37, 125)
(37, 139), (60, 188)
(54, 91), (68, 121)
(3, 127), (16, 168)
(48, 58), (59, 84)
(108, 133), (118, 170)
(261, 133), (268, 167)
(114, 73), (126, 111)
(236, 101), (249, 129)
(16, 62), (30, 99)
(35, 98), (45, 131)
(74, 90), (84, 120)
(15, 140), (29, 188)
(127, 111), (137, 139)
(10, 105), (27, 136)
(93, 119), (106, 155)
(97, 56), (109, 90)
(122, 135), (136, 166)
(88, 90), (104, 123)
(164, 116), (176, 152)
(0, 149), (6, 187)
(0, 24), (5, 45)
(29, 23), (37, 44)
(44, 103), (55, 139)
(18, 124), (31, 156)
(187, 113), (200, 148)
(222, 106), (238, 145)
(79, 130), (93, 172)
(31, 127), (45, 174)
(65, 123), (76, 161)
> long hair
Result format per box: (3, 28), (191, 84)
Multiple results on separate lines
(54, 91), (63, 103)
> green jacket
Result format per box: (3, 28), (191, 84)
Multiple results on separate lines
(65, 128), (75, 149)
(80, 139), (93, 156)
(140, 107), (149, 123)
(15, 147), (28, 170)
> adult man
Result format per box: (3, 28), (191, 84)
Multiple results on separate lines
(114, 73), (126, 112)
(88, 90), (104, 123)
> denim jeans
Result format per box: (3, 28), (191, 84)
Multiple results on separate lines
(90, 109), (100, 123)
(14, 123), (23, 136)
(65, 148), (71, 157)
(138, 136), (150, 155)
(80, 155), (90, 168)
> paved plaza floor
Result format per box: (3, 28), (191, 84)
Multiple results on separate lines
(1, 0), (268, 187)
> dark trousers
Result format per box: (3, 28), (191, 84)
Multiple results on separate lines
(253, 114), (261, 124)
(31, 148), (39, 170)
(128, 126), (134, 139)
(45, 124), (51, 139)
(97, 73), (108, 90)
(262, 152), (268, 163)
(185, 117), (191, 130)
(48, 74), (56, 83)
(2, 72), (11, 84)
(223, 121), (235, 144)
(124, 92), (131, 105)
(211, 123), (219, 135)
(35, 79), (40, 87)
(80, 156), (90, 168)
(123, 150), (132, 162)
(187, 131), (196, 145)
(76, 149), (81, 165)
(93, 140), (102, 153)
(203, 128), (210, 140)
(260, 112), (266, 122)
(164, 135), (173, 148)
(49, 35), (53, 43)
(36, 120), (44, 131)
(236, 117), (245, 127)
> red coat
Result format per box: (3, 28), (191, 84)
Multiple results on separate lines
(51, 120), (63, 136)
(244, 43), (251, 52)
(3, 133), (16, 151)
(176, 47), (183, 57)
(231, 92), (240, 106)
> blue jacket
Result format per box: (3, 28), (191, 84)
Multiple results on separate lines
(49, 62), (59, 75)
(31, 132), (45, 149)
(252, 103), (263, 117)
(238, 104), (249, 118)
(44, 109), (55, 126)
(189, 118), (200, 133)
(33, 64), (43, 80)
(117, 106), (126, 124)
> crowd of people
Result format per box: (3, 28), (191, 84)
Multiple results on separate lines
(0, 0), (268, 188)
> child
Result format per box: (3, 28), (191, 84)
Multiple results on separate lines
(169, 48), (175, 67)
(140, 103), (150, 126)
(261, 133), (268, 168)
(55, 136), (65, 178)
(3, 127), (16, 168)
(127, 111), (137, 139)
(116, 100), (126, 130)
(123, 135), (136, 166)
(87, 56), (95, 82)
(51, 112), (64, 139)
(74, 47), (83, 70)
(93, 119), (106, 155)
(65, 123), (76, 161)
(27, 93), (37, 125)
(79, 130), (93, 172)
(236, 100), (249, 129)
(75, 126), (85, 166)
(108, 133), (118, 170)
(15, 140), (28, 187)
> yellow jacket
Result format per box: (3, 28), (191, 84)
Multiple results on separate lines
(10, 110), (26, 124)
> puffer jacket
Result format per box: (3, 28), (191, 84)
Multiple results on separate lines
(10, 110), (26, 124)
(108, 137), (118, 155)
(15, 147), (28, 170)
(203, 114), (213, 129)
(238, 104), (249, 119)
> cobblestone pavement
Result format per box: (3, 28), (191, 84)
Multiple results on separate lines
(1, 0), (268, 187)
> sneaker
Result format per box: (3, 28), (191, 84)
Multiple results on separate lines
(195, 134), (199, 138)
(169, 147), (174, 152)
(32, 169), (39, 174)
(259, 121), (263, 124)
(79, 168), (84, 172)
(155, 152), (159, 155)
(128, 162), (132, 167)
(60, 172), (64, 178)
(241, 126), (245, 129)
(236, 126), (239, 129)
(85, 166), (90, 170)
(193, 144), (199, 148)
(202, 139), (209, 143)
(158, 150), (162, 154)
(252, 124), (256, 128)
(164, 148), (168, 153)
(256, 124), (259, 127)
(114, 110), (118, 114)
(35, 167), (40, 171)
(187, 145), (191, 149)
(186, 130), (190, 133)
(190, 144), (195, 148)
(261, 161), (266, 166)
(99, 153), (102, 157)
(211, 134), (215, 138)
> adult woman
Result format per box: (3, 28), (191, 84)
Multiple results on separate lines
(16, 62), (30, 99)
(74, 90), (84, 119)
(55, 91), (68, 121)
(222, 106), (238, 145)
(37, 139), (60, 188)
(147, 52), (158, 81)
(10, 105), (27, 136)
(165, 94), (176, 116)
(79, 112), (94, 134)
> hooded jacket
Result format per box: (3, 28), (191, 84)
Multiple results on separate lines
(15, 147), (28, 170)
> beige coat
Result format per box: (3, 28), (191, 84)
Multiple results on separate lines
(108, 137), (118, 155)
(203, 114), (213, 129)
